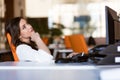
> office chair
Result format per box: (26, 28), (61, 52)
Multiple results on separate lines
(64, 35), (72, 49)
(42, 37), (49, 46)
(69, 34), (88, 54)
(6, 33), (19, 61)
(55, 34), (89, 63)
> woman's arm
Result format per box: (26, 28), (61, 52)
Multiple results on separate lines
(30, 32), (51, 54)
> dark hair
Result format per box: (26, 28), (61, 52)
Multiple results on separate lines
(5, 17), (38, 50)
(87, 36), (96, 46)
(5, 17), (22, 47)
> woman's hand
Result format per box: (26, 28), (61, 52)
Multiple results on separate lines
(67, 52), (79, 58)
(30, 32), (51, 54)
(30, 32), (40, 43)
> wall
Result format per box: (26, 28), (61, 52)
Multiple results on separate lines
(14, 0), (25, 17)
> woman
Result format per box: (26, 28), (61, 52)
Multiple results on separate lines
(5, 17), (53, 63)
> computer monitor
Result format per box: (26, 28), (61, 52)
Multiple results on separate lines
(105, 6), (120, 44)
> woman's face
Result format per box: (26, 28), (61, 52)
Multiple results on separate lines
(19, 19), (34, 40)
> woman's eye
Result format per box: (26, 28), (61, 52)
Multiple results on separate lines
(22, 25), (26, 29)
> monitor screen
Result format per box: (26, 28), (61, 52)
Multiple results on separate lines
(105, 6), (119, 44)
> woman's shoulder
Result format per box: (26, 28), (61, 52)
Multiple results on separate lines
(16, 44), (31, 49)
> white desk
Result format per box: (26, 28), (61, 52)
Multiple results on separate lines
(53, 49), (73, 59)
(49, 43), (73, 59)
(0, 61), (99, 80)
(1, 61), (120, 80)
(98, 65), (120, 80)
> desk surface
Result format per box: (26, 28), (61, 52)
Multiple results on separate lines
(0, 61), (99, 80)
(0, 61), (95, 68)
(0, 61), (120, 80)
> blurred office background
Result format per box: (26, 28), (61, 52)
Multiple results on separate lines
(0, 0), (120, 49)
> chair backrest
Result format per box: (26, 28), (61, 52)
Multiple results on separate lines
(64, 35), (72, 49)
(69, 34), (88, 54)
(6, 33), (19, 61)
(42, 37), (49, 46)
